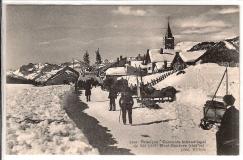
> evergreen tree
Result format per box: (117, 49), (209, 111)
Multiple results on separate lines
(95, 48), (102, 64)
(83, 50), (90, 66)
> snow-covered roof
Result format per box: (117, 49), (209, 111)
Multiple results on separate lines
(179, 50), (206, 62)
(105, 67), (127, 76)
(149, 49), (176, 63)
(35, 68), (63, 82)
(36, 66), (79, 83)
(175, 41), (199, 52)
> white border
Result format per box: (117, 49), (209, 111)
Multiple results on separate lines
(2, 0), (242, 5)
(1, 1), (242, 160)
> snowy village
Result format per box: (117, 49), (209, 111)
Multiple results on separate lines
(5, 5), (240, 155)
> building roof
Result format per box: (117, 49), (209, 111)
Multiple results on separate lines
(105, 67), (127, 76)
(45, 66), (79, 82)
(148, 49), (176, 63)
(179, 50), (206, 62)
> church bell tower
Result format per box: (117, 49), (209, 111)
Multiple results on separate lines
(164, 18), (174, 49)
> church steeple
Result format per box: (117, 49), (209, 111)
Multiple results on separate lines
(166, 21), (173, 38)
(164, 17), (174, 49)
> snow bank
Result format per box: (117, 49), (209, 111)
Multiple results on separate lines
(154, 63), (240, 107)
(6, 84), (98, 154)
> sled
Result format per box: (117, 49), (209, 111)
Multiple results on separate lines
(200, 67), (228, 130)
(137, 86), (176, 108)
(200, 100), (226, 130)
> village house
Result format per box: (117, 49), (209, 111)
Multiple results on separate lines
(148, 48), (177, 73)
(171, 50), (207, 71)
(45, 66), (79, 85)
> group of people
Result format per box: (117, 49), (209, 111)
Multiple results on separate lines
(82, 78), (134, 125)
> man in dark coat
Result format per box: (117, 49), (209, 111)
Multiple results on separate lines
(108, 85), (117, 111)
(84, 80), (92, 102)
(119, 88), (134, 125)
(216, 95), (239, 155)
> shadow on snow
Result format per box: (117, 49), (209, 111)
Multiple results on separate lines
(63, 91), (134, 155)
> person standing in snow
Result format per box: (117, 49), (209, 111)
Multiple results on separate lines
(216, 95), (239, 155)
(119, 88), (134, 125)
(108, 85), (117, 111)
(84, 80), (92, 102)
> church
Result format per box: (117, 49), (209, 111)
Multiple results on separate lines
(145, 19), (178, 73)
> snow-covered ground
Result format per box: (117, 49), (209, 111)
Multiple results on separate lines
(5, 63), (239, 155)
(6, 84), (98, 154)
(154, 63), (240, 108)
(79, 63), (239, 155)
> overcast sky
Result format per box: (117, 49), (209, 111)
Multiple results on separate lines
(6, 5), (239, 69)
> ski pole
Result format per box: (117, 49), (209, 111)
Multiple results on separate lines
(119, 108), (122, 123)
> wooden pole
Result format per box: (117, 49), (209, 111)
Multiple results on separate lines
(212, 68), (227, 101)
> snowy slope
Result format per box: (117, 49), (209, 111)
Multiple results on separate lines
(154, 63), (240, 107)
(6, 84), (98, 154)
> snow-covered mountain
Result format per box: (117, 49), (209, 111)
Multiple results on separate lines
(6, 60), (86, 84)
(61, 59), (86, 71)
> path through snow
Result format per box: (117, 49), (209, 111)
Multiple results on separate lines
(79, 87), (216, 155)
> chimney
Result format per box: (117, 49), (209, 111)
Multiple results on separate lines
(160, 48), (163, 54)
(120, 55), (123, 60)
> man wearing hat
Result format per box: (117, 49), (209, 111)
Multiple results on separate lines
(216, 95), (239, 155)
(119, 87), (134, 125)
